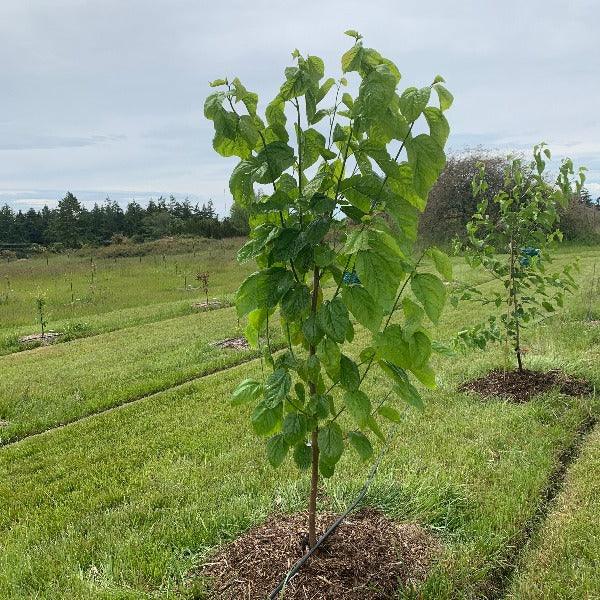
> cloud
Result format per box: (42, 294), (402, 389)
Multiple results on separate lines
(0, 134), (125, 151)
(0, 0), (598, 203)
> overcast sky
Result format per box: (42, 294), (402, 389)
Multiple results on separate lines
(1, 0), (598, 215)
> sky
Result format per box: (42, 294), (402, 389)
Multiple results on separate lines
(1, 0), (599, 216)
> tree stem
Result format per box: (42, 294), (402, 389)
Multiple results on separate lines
(308, 265), (320, 548)
(308, 427), (319, 548)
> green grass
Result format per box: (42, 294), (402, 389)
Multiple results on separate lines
(507, 422), (600, 600)
(0, 307), (271, 443)
(0, 243), (599, 598)
(0, 332), (597, 599)
(0, 237), (253, 352)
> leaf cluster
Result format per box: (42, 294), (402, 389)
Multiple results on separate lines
(206, 32), (453, 475)
(454, 144), (585, 352)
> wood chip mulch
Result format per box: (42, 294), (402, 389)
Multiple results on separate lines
(192, 508), (441, 599)
(212, 336), (250, 350)
(192, 301), (225, 311)
(18, 332), (62, 345)
(459, 369), (593, 402)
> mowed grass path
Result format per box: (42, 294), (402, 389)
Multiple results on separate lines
(508, 423), (600, 599)
(0, 307), (264, 443)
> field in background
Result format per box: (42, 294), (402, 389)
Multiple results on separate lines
(0, 238), (599, 599)
(0, 237), (253, 354)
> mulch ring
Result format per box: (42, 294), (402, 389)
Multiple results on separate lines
(192, 300), (227, 311)
(18, 332), (62, 345)
(211, 336), (249, 350)
(460, 369), (593, 403)
(193, 508), (441, 600)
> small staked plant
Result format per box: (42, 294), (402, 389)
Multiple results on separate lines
(454, 144), (585, 371)
(196, 272), (210, 305)
(205, 31), (453, 547)
(35, 291), (48, 338)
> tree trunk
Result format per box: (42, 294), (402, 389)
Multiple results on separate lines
(508, 239), (523, 372)
(308, 266), (320, 548)
(308, 427), (319, 548)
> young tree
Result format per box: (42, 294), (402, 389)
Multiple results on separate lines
(455, 144), (585, 371)
(206, 31), (453, 547)
(35, 291), (48, 338)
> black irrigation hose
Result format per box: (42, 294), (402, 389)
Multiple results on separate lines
(268, 422), (399, 600)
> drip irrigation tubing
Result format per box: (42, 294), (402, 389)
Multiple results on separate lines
(268, 420), (398, 600)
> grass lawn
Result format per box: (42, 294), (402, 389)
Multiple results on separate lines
(0, 306), (269, 443)
(508, 422), (600, 599)
(0, 238), (253, 348)
(0, 244), (598, 599)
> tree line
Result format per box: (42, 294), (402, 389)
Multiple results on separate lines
(0, 193), (250, 249)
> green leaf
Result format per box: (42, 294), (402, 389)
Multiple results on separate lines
(302, 314), (324, 346)
(378, 405), (403, 423)
(281, 285), (311, 321)
(341, 285), (383, 332)
(374, 326), (412, 369)
(433, 83), (453, 111)
(319, 457), (335, 478)
(209, 78), (227, 87)
(423, 107), (450, 147)
(231, 379), (263, 406)
(366, 414), (385, 441)
(387, 163), (425, 211)
(342, 228), (370, 254)
(236, 224), (276, 262)
(411, 272), (446, 323)
(411, 364), (437, 389)
(265, 96), (288, 142)
(542, 301), (555, 312)
(317, 298), (350, 343)
(264, 368), (292, 407)
(318, 422), (344, 464)
(428, 247), (453, 281)
(402, 297), (425, 335)
(229, 160), (255, 206)
(300, 128), (326, 169)
(355, 248), (404, 309)
(244, 308), (266, 348)
(317, 338), (341, 381)
(393, 376), (424, 410)
(252, 401), (282, 436)
(266, 434), (289, 467)
(293, 217), (330, 257)
(399, 86), (431, 122)
(283, 412), (307, 445)
(339, 354), (361, 391)
(236, 268), (294, 317)
(293, 442), (312, 469)
(344, 389), (371, 426)
(348, 431), (373, 460)
(341, 44), (363, 73)
(253, 142), (295, 184)
(344, 29), (363, 39)
(358, 65), (397, 118)
(406, 134), (446, 200)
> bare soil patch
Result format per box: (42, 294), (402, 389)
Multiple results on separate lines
(460, 369), (593, 403)
(211, 336), (249, 350)
(18, 332), (62, 345)
(194, 508), (441, 599)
